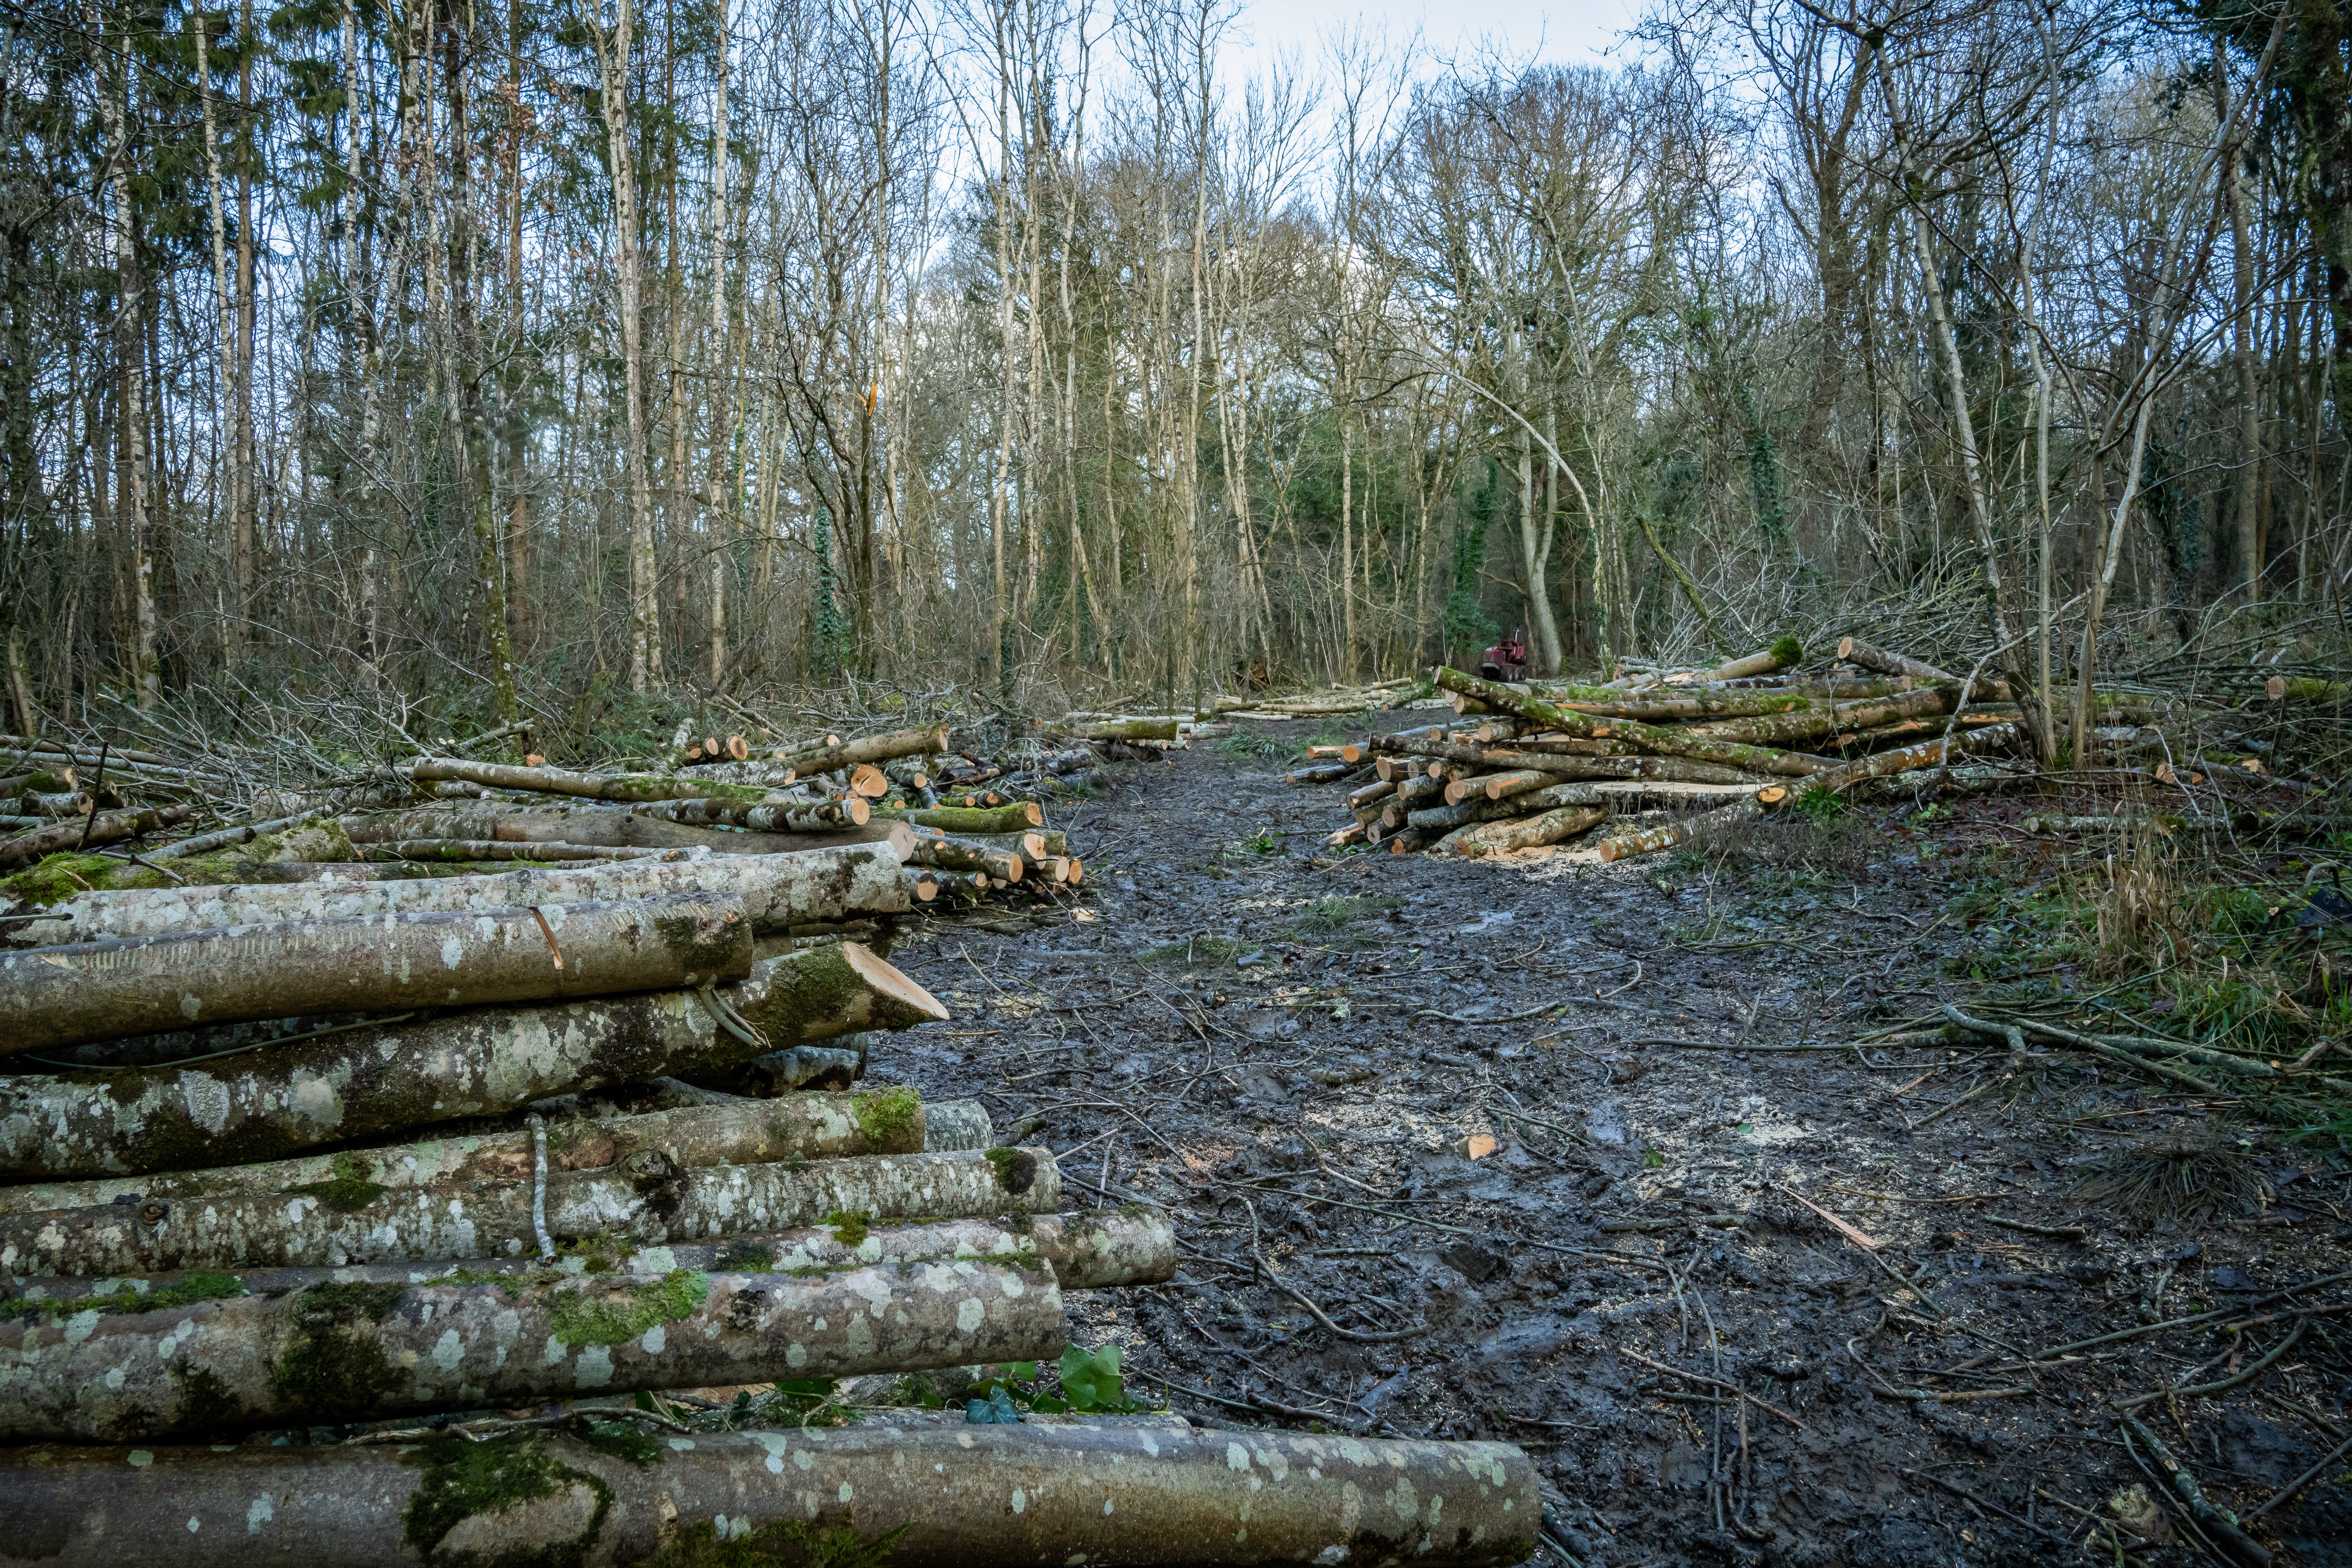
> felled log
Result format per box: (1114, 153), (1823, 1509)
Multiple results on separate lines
(906, 831), (1023, 882)
(0, 1145), (1059, 1276)
(1286, 762), (1350, 785)
(1835, 635), (1955, 682)
(1678, 686), (1952, 747)
(142, 809), (321, 863)
(0, 1087), (933, 1217)
(362, 838), (693, 862)
(0, 1256), (1064, 1441)
(339, 802), (916, 859)
(0, 942), (945, 1180)
(0, 803), (192, 869)
(0, 891), (751, 1054)
(1670, 636), (1804, 685)
(1452, 768), (1551, 805)
(409, 755), (770, 806)
(1444, 805), (1608, 857)
(19, 790), (94, 818)
(0, 768), (74, 797)
(872, 801), (1044, 834)
(771, 724), (952, 777)
(5, 843), (908, 950)
(1379, 733), (1754, 783)
(679, 1036), (870, 1096)
(1037, 717), (1180, 742)
(0, 1422), (1537, 1568)
(1435, 667), (1834, 777)
(632, 793), (871, 830)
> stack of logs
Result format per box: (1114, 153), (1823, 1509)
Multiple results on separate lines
(0, 725), (1540, 1566)
(1298, 637), (2040, 861)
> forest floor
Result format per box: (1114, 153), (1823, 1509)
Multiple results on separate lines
(878, 715), (2352, 1568)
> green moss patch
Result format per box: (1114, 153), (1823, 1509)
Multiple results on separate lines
(982, 1148), (1038, 1196)
(171, 1363), (246, 1431)
(272, 1281), (406, 1414)
(654, 909), (750, 973)
(2, 852), (159, 906)
(43, 1271), (248, 1320)
(1767, 635), (1804, 666)
(823, 1210), (871, 1248)
(849, 1086), (920, 1149)
(401, 1433), (612, 1568)
(285, 1151), (391, 1214)
(547, 1269), (710, 1348)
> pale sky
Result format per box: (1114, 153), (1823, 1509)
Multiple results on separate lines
(1223, 0), (1648, 81)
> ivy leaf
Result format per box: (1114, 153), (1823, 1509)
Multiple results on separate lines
(1058, 1343), (1126, 1412)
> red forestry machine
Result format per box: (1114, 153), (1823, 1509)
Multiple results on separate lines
(1478, 628), (1529, 683)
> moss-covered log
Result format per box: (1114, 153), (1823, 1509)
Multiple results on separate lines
(1678, 686), (1951, 746)
(4, 843), (907, 951)
(0, 1257), (1064, 1441)
(0, 1146), (1058, 1275)
(1835, 635), (1955, 682)
(1033, 717), (1179, 741)
(362, 839), (686, 863)
(0, 943), (946, 1180)
(0, 891), (752, 1053)
(339, 802), (916, 860)
(408, 756), (773, 805)
(1, 1207), (1176, 1337)
(0, 1087), (932, 1217)
(1433, 667), (1835, 777)
(0, 1422), (1537, 1568)
(0, 804), (193, 870)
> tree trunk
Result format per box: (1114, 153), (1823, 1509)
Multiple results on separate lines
(0, 1423), (1537, 1568)
(631, 796), (872, 832)
(1835, 636), (1954, 683)
(905, 833), (1024, 882)
(1444, 805), (1607, 857)
(1033, 718), (1177, 742)
(770, 725), (952, 777)
(409, 757), (775, 805)
(341, 804), (915, 860)
(1, 1144), (1058, 1277)
(0, 805), (193, 870)
(0, 943), (945, 1180)
(0, 891), (752, 1053)
(6, 844), (904, 950)
(870, 803), (1044, 834)
(0, 1256), (1064, 1443)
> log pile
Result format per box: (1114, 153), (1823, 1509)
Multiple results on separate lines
(1290, 638), (2045, 860)
(0, 714), (1541, 1565)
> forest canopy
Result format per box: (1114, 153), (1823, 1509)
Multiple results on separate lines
(0, 0), (2341, 741)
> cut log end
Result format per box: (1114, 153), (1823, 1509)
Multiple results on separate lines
(840, 940), (950, 1024)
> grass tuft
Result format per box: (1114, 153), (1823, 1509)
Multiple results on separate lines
(2072, 1141), (2271, 1227)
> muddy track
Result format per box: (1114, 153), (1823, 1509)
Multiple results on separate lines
(880, 719), (2352, 1568)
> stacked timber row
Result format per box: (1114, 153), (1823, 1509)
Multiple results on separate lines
(1294, 637), (2042, 860)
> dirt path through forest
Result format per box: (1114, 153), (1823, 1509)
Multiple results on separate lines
(879, 719), (2352, 1568)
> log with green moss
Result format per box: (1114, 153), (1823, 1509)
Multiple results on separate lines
(1676, 686), (1952, 747)
(1033, 717), (1179, 741)
(1376, 733), (1759, 784)
(407, 755), (777, 805)
(0, 1086), (932, 1217)
(0, 891), (752, 1053)
(0, 803), (193, 870)
(0, 1256), (1064, 1442)
(2, 1206), (1175, 1333)
(4, 841), (907, 950)
(0, 942), (946, 1180)
(0, 1145), (1057, 1276)
(870, 800), (1045, 834)
(0, 1421), (1538, 1568)
(1434, 666), (1835, 777)
(1442, 805), (1609, 858)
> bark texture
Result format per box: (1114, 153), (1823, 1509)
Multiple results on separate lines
(0, 892), (751, 1053)
(1444, 805), (1608, 857)
(0, 1146), (1060, 1276)
(772, 725), (951, 777)
(0, 805), (194, 869)
(4, 844), (907, 950)
(0, 943), (946, 1179)
(0, 1424), (1535, 1568)
(870, 803), (1044, 834)
(0, 1258), (1063, 1441)
(0, 1088), (933, 1216)
(1836, 635), (1955, 682)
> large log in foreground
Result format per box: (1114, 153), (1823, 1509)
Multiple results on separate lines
(0, 1257), (1063, 1442)
(0, 1086), (932, 1216)
(0, 1423), (1538, 1568)
(3, 841), (907, 949)
(0, 1146), (1060, 1276)
(0, 943), (946, 1180)
(0, 890), (751, 1053)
